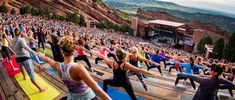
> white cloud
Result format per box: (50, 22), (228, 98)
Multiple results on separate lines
(159, 0), (235, 14)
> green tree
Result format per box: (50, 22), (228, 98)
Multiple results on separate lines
(10, 8), (15, 15)
(66, 12), (80, 24)
(212, 38), (224, 59)
(114, 24), (120, 31)
(97, 20), (108, 29)
(119, 24), (134, 35)
(79, 14), (86, 26)
(20, 6), (31, 15)
(30, 8), (38, 16)
(197, 36), (213, 53)
(223, 32), (235, 62)
(0, 4), (8, 13)
(223, 44), (231, 61)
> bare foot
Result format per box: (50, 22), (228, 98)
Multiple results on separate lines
(36, 64), (42, 72)
(23, 76), (26, 80)
(39, 87), (47, 93)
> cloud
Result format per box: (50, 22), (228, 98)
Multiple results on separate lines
(159, 0), (235, 14)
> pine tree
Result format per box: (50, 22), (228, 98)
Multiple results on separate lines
(212, 38), (224, 59)
(10, 8), (16, 14)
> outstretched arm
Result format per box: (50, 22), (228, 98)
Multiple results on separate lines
(126, 63), (159, 78)
(38, 52), (60, 73)
(92, 51), (113, 69)
(74, 65), (111, 100)
(177, 73), (206, 84)
(138, 56), (160, 66)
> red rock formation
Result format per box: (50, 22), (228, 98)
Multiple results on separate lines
(5, 0), (130, 25)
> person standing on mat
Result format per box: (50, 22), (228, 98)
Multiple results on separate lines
(93, 48), (159, 100)
(176, 64), (235, 100)
(74, 39), (94, 73)
(12, 28), (47, 92)
(38, 36), (111, 100)
(126, 46), (160, 91)
(1, 33), (18, 71)
(48, 34), (64, 62)
(37, 27), (45, 51)
(145, 48), (166, 76)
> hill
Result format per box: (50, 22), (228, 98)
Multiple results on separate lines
(104, 0), (235, 34)
(3, 0), (130, 25)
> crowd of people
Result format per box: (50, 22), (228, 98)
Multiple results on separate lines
(1, 13), (235, 100)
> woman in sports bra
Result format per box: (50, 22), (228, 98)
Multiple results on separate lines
(38, 36), (111, 100)
(94, 49), (159, 100)
(126, 46), (160, 91)
(94, 40), (112, 68)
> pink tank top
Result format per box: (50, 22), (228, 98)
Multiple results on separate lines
(76, 46), (85, 55)
(99, 47), (106, 56)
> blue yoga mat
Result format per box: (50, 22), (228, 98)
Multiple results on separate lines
(97, 82), (144, 100)
(47, 67), (145, 100)
(31, 55), (47, 65)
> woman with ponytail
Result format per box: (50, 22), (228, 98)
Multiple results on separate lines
(94, 49), (159, 100)
(176, 64), (235, 100)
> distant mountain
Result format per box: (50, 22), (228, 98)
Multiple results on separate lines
(104, 0), (235, 34)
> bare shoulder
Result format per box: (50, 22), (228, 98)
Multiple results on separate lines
(70, 62), (86, 71)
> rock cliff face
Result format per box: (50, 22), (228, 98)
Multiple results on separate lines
(137, 8), (230, 41)
(4, 0), (130, 25)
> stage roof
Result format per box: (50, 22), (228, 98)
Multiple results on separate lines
(148, 20), (185, 27)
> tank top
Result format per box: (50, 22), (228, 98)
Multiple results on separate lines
(60, 62), (88, 93)
(76, 46), (85, 55)
(112, 61), (129, 82)
(99, 47), (106, 56)
(129, 55), (140, 67)
(2, 38), (8, 47)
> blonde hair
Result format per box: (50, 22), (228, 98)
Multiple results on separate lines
(28, 30), (33, 37)
(130, 46), (139, 54)
(59, 36), (75, 56)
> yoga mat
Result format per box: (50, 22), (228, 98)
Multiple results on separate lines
(14, 73), (60, 100)
(3, 56), (21, 77)
(39, 48), (53, 57)
(48, 67), (58, 75)
(31, 55), (46, 65)
(97, 82), (144, 100)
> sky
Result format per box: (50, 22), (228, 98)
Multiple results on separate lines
(159, 0), (235, 15)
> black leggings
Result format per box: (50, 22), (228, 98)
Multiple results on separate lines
(95, 57), (111, 68)
(169, 66), (182, 73)
(103, 79), (137, 100)
(107, 53), (117, 61)
(74, 55), (92, 68)
(164, 62), (174, 69)
(147, 64), (162, 75)
(175, 76), (196, 90)
(1, 46), (11, 60)
(38, 39), (45, 50)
